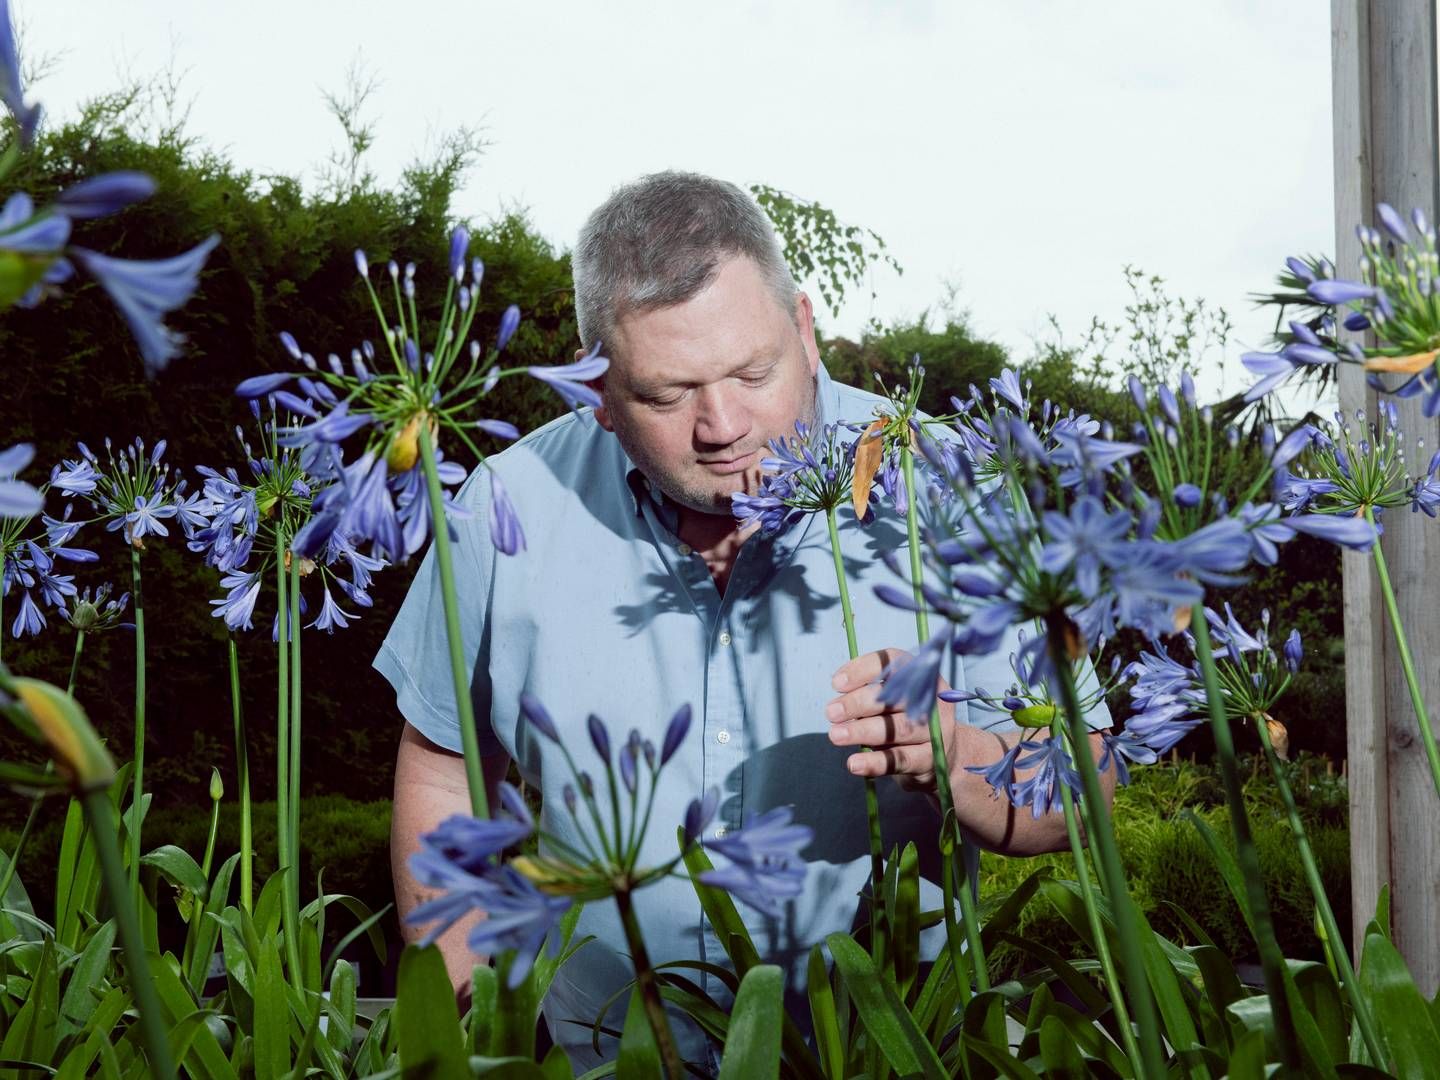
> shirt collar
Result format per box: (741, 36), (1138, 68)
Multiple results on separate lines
(622, 362), (840, 518)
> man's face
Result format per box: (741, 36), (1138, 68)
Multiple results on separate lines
(594, 255), (821, 517)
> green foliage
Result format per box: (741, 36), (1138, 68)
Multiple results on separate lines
(0, 97), (578, 823)
(980, 756), (1351, 982)
(821, 303), (1009, 416)
(750, 183), (902, 318)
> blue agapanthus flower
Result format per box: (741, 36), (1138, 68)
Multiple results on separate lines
(0, 443), (40, 519)
(240, 233), (585, 565)
(193, 407), (388, 636)
(406, 853), (569, 990)
(700, 805), (813, 917)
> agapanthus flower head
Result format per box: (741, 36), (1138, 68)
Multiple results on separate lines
(64, 583), (130, 633)
(1127, 607), (1300, 745)
(699, 805), (813, 916)
(1290, 404), (1423, 520)
(406, 852), (570, 989)
(237, 240), (602, 563)
(1246, 204), (1440, 410)
(731, 420), (862, 537)
(53, 436), (192, 552)
(192, 407), (384, 637)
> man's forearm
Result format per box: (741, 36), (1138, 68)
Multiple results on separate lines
(391, 724), (511, 998)
(942, 724), (1113, 857)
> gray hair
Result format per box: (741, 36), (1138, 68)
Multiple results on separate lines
(572, 171), (797, 353)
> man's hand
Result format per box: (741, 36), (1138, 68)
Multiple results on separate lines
(826, 646), (1115, 857)
(825, 647), (954, 794)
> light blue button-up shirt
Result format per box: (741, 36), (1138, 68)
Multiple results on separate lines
(375, 364), (1108, 1067)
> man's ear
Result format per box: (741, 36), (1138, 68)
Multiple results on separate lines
(577, 347), (615, 431)
(795, 291), (821, 377)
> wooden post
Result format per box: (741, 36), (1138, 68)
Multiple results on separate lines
(1333, 0), (1440, 994)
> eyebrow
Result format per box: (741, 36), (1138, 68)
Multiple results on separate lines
(629, 352), (777, 396)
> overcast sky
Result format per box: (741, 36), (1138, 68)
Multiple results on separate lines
(19, 1), (1334, 398)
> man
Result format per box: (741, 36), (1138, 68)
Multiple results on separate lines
(377, 171), (1112, 1068)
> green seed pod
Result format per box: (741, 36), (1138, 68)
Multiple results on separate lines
(1010, 703), (1060, 729)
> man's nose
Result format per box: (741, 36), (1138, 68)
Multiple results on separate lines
(693, 384), (751, 448)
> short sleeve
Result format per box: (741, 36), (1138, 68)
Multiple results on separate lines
(956, 618), (1113, 734)
(372, 466), (505, 757)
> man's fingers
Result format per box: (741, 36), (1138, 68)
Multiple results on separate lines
(828, 712), (928, 748)
(845, 743), (933, 781)
(831, 647), (910, 693)
(824, 682), (898, 724)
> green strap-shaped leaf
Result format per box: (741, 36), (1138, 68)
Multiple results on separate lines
(679, 828), (755, 972)
(717, 964), (783, 1080)
(807, 945), (843, 1080)
(1, 938), (56, 1063)
(1226, 1028), (1267, 1080)
(57, 919), (116, 1038)
(299, 891), (389, 970)
(891, 842), (920, 997)
(328, 958), (357, 1057)
(394, 945), (469, 1079)
(1360, 928), (1440, 1077)
(960, 1033), (1042, 1080)
(468, 964), (499, 1057)
(139, 845), (209, 901)
(826, 933), (946, 1080)
(615, 986), (662, 1080)
(148, 947), (240, 1080)
(1037, 1014), (1088, 1078)
(185, 853), (237, 993)
(253, 935), (292, 1080)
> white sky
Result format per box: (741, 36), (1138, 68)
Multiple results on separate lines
(19, 1), (1334, 398)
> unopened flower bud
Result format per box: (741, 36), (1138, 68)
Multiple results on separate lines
(209, 767), (224, 802)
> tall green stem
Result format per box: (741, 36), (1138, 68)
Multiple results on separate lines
(1051, 716), (1141, 1067)
(825, 507), (888, 965)
(900, 446), (989, 992)
(229, 637), (252, 911)
(418, 425), (490, 818)
(615, 885), (684, 1079)
(67, 630), (86, 696)
(127, 546), (145, 904)
(1253, 715), (1384, 1063)
(1366, 507), (1440, 799)
(1188, 609), (1299, 1069)
(84, 789), (176, 1078)
(287, 553), (303, 976)
(1046, 621), (1165, 1079)
(274, 543), (303, 984)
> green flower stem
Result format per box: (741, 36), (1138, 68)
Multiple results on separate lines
(418, 425), (490, 819)
(1188, 607), (1299, 1069)
(274, 542), (303, 985)
(229, 637), (253, 911)
(127, 545), (145, 905)
(900, 446), (989, 993)
(67, 629), (86, 696)
(1366, 507), (1440, 800)
(1045, 620), (1165, 1080)
(84, 788), (177, 1079)
(615, 884), (684, 1079)
(935, 823), (973, 1008)
(1253, 714), (1384, 1063)
(825, 506), (887, 966)
(287, 553), (303, 974)
(1051, 717), (1141, 1068)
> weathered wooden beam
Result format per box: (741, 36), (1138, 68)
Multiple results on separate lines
(1332, 0), (1440, 994)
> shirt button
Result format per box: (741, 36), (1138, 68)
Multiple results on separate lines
(714, 826), (728, 839)
(677, 543), (692, 556)
(716, 730), (731, 744)
(718, 631), (732, 646)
